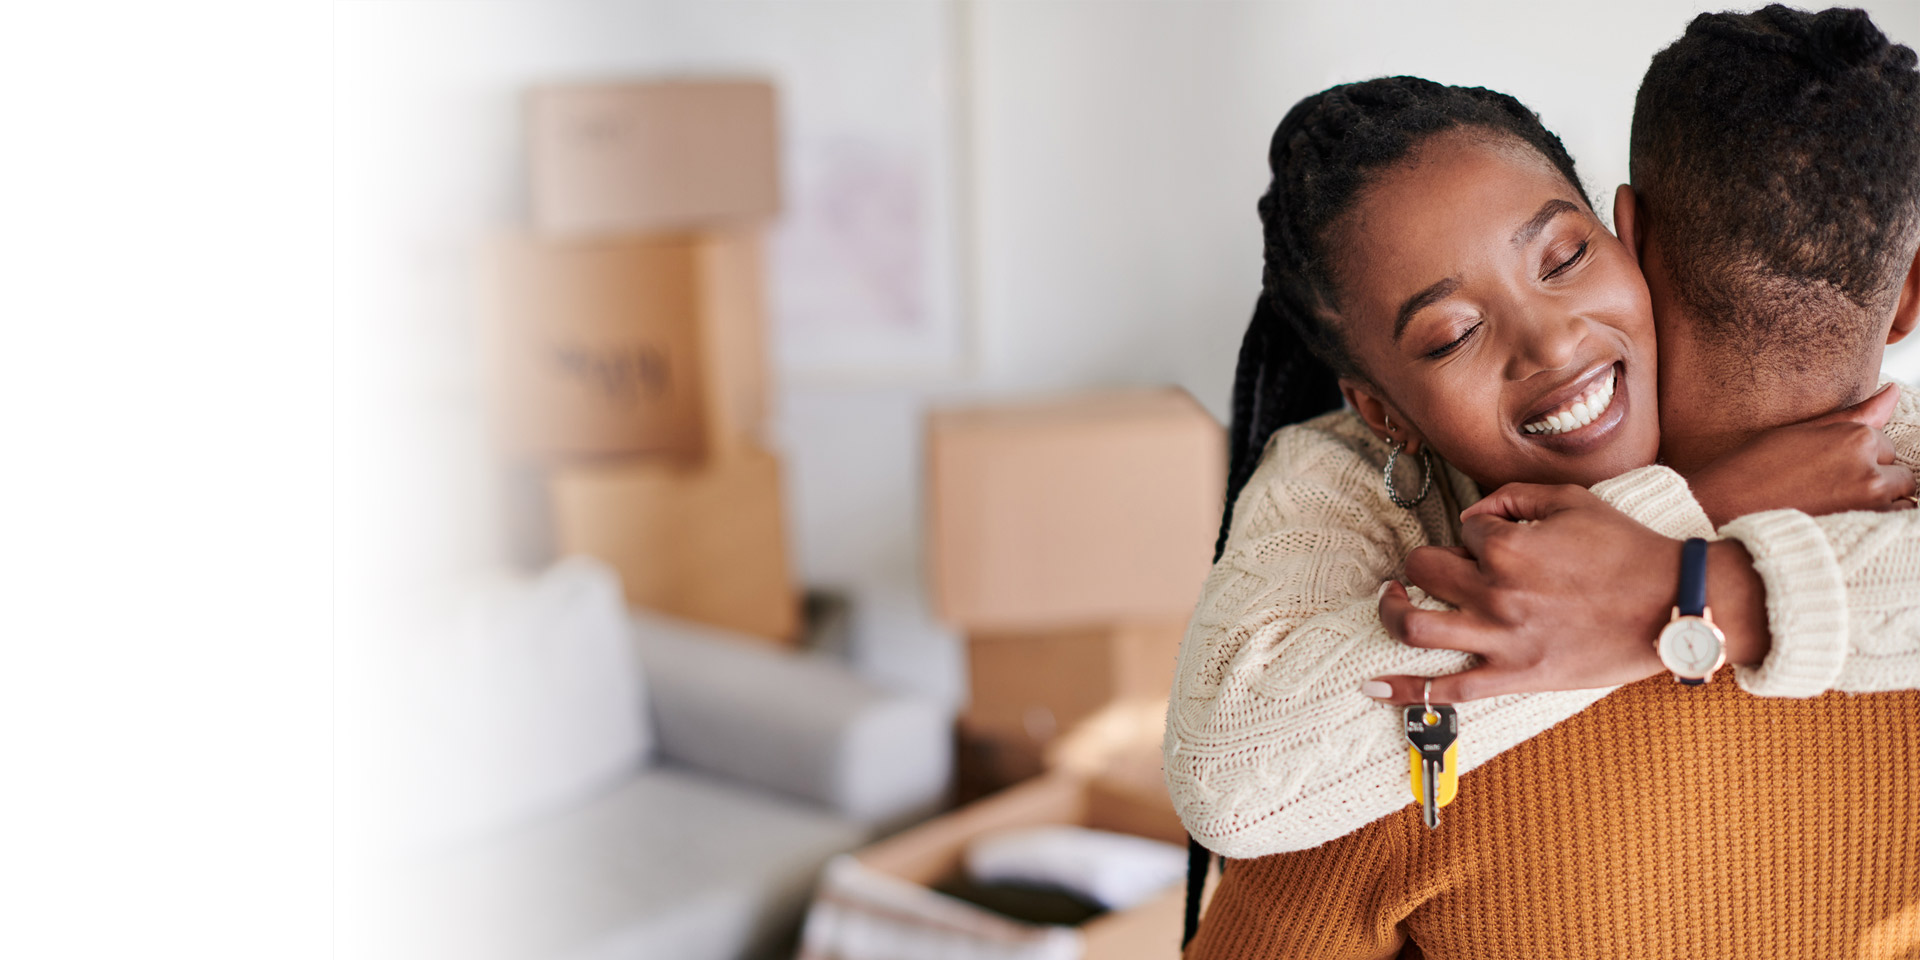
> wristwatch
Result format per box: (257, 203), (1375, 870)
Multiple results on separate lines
(1656, 537), (1727, 685)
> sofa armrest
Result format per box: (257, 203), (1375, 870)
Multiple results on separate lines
(632, 612), (953, 825)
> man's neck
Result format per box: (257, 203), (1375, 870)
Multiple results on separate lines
(1656, 320), (1883, 476)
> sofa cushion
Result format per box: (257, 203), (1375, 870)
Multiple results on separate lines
(634, 611), (952, 824)
(410, 765), (869, 960)
(394, 556), (650, 848)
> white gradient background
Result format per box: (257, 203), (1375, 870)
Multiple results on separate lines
(2, 2), (1915, 957)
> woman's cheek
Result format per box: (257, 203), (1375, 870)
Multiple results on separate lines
(1428, 405), (1507, 478)
(1595, 260), (1657, 342)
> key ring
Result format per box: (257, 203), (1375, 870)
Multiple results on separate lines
(1423, 679), (1433, 715)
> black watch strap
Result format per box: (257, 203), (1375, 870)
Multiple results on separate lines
(1677, 537), (1708, 617)
(1676, 537), (1709, 685)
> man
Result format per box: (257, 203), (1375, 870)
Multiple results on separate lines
(1186, 7), (1920, 958)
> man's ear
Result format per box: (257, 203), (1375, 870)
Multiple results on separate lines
(1339, 378), (1422, 453)
(1612, 184), (1645, 266)
(1888, 242), (1920, 346)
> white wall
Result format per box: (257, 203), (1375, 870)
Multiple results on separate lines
(339, 0), (1920, 707)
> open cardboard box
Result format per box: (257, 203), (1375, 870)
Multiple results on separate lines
(964, 623), (1183, 748)
(957, 693), (1176, 804)
(849, 773), (1212, 959)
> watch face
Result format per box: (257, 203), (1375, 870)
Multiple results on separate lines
(1659, 617), (1725, 677)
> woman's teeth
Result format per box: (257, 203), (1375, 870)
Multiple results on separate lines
(1523, 370), (1616, 436)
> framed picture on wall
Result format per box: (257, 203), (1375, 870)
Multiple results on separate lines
(639, 0), (972, 384)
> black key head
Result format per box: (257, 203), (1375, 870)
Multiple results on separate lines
(1403, 703), (1458, 757)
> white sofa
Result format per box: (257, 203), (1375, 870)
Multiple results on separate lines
(396, 559), (953, 960)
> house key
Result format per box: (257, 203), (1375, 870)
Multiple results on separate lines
(1405, 681), (1458, 829)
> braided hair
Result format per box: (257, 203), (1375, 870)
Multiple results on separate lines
(1630, 5), (1920, 371)
(1213, 77), (1586, 562)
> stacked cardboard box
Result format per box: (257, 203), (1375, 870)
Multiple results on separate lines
(494, 79), (799, 644)
(492, 231), (767, 460)
(925, 388), (1226, 798)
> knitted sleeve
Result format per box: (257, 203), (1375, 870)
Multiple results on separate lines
(1589, 466), (1715, 540)
(1163, 421), (1614, 857)
(1721, 381), (1920, 696)
(1713, 506), (1920, 697)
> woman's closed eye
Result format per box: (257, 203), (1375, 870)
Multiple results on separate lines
(1425, 321), (1482, 359)
(1542, 239), (1590, 280)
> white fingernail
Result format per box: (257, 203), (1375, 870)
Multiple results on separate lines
(1360, 680), (1393, 699)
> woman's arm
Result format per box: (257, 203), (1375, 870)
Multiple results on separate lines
(1716, 381), (1920, 696)
(1162, 420), (1615, 857)
(1372, 488), (1920, 705)
(1369, 384), (1920, 704)
(1613, 381), (1919, 696)
(1719, 508), (1920, 696)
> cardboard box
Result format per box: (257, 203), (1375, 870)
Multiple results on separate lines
(528, 79), (780, 237)
(840, 773), (1210, 960)
(548, 444), (798, 643)
(953, 720), (1048, 804)
(491, 231), (769, 460)
(963, 622), (1184, 743)
(926, 389), (1225, 631)
(955, 703), (1173, 805)
(957, 704), (1177, 805)
(956, 622), (1181, 801)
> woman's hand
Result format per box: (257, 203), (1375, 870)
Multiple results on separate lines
(1687, 383), (1915, 527)
(1362, 484), (1768, 706)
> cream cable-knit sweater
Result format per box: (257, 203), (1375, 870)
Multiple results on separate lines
(1163, 383), (1920, 858)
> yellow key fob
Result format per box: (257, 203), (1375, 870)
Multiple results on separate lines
(1408, 739), (1458, 807)
(1405, 704), (1459, 813)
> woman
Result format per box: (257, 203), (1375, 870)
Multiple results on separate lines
(1161, 74), (1920, 873)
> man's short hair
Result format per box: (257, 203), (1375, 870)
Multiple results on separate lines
(1631, 5), (1920, 369)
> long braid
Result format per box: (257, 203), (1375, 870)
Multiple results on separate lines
(1212, 300), (1270, 561)
(1186, 75), (1587, 950)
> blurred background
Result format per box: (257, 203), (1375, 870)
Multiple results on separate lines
(329, 2), (1920, 959)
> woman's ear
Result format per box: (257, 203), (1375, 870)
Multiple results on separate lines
(1888, 241), (1920, 346)
(1339, 378), (1422, 452)
(1612, 184), (1645, 266)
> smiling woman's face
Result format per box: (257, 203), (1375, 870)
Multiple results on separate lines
(1330, 130), (1661, 491)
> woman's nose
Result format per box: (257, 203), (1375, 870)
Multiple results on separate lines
(1504, 311), (1585, 380)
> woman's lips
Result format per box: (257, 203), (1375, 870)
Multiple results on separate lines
(1523, 365), (1616, 435)
(1520, 362), (1628, 449)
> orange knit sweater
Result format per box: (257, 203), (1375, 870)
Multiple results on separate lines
(1184, 670), (1920, 959)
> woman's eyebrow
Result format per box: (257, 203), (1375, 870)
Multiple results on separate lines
(1511, 198), (1582, 248)
(1393, 277), (1461, 343)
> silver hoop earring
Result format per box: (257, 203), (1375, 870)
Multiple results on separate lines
(1384, 441), (1433, 509)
